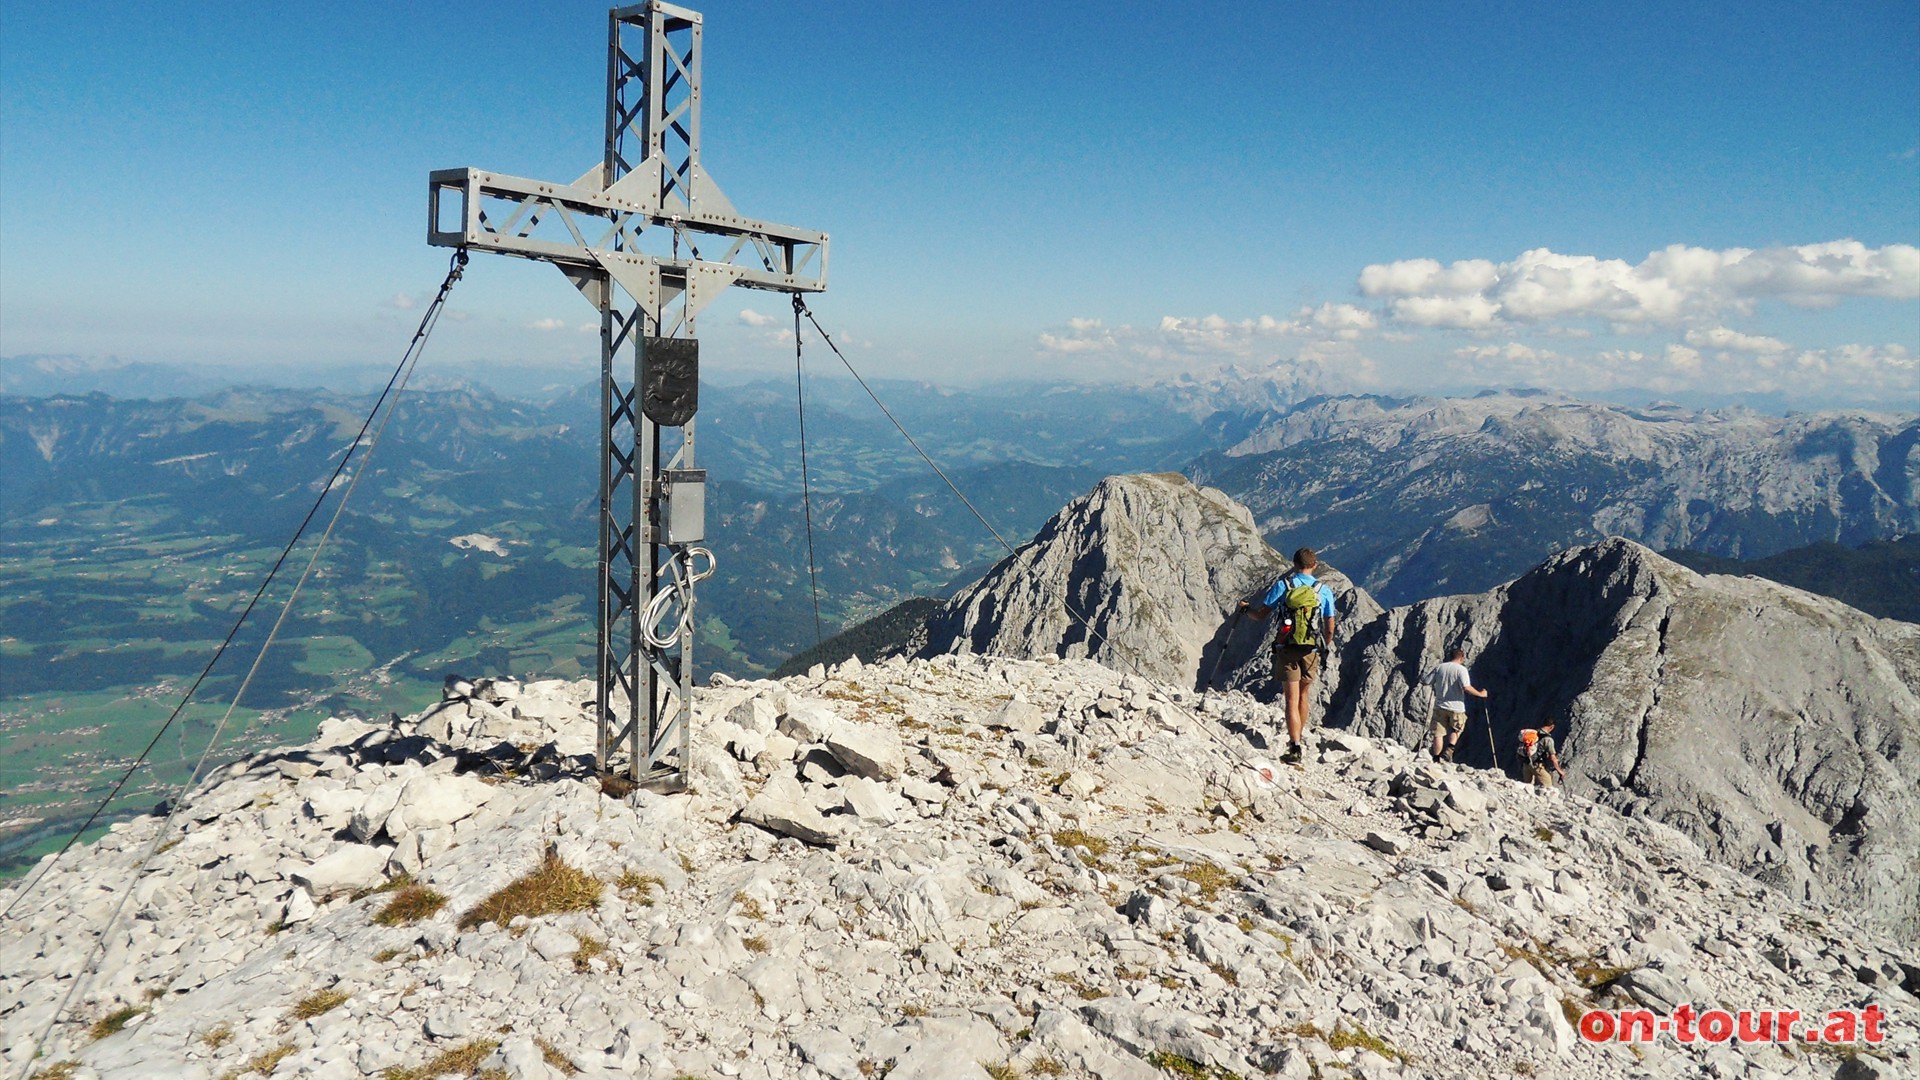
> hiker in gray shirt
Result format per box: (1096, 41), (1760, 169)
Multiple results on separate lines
(1422, 647), (1488, 762)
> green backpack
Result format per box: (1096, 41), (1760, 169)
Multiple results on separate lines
(1278, 574), (1321, 647)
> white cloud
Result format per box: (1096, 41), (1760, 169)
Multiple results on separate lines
(528, 317), (567, 331)
(1663, 343), (1704, 375)
(1788, 342), (1915, 381)
(1385, 294), (1503, 330)
(1453, 342), (1560, 364)
(1038, 317), (1118, 354)
(1151, 313), (1299, 357)
(1451, 334), (1914, 399)
(1357, 258), (1499, 299)
(1361, 240), (1920, 331)
(1683, 326), (1788, 354)
(1036, 312), (1381, 394)
(1449, 341), (1701, 393)
(1039, 303), (1387, 362)
(1046, 301), (1382, 356)
(738, 308), (776, 327)
(1036, 241), (1912, 406)
(1037, 333), (1109, 354)
(389, 293), (417, 311)
(1695, 240), (1920, 304)
(1304, 302), (1378, 338)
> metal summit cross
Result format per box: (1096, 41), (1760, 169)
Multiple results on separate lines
(427, 2), (827, 788)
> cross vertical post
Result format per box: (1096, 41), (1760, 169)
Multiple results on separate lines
(428, 2), (828, 787)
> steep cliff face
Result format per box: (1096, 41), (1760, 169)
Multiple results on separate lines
(1308, 538), (1920, 943)
(908, 474), (1334, 687)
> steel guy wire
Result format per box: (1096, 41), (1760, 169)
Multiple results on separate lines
(793, 296), (824, 651)
(794, 301), (1014, 554)
(14, 249), (464, 1078)
(0, 248), (468, 929)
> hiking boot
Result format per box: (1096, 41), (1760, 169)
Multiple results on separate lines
(1441, 745), (1456, 763)
(1279, 742), (1303, 765)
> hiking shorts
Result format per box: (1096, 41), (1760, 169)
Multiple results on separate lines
(1428, 706), (1467, 739)
(1273, 644), (1319, 685)
(1530, 764), (1555, 788)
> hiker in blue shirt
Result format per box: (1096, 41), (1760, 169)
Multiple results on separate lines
(1241, 547), (1338, 765)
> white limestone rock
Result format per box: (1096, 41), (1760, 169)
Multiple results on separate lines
(292, 845), (392, 897)
(303, 786), (361, 832)
(390, 772), (499, 834)
(823, 723), (904, 781)
(777, 699), (843, 744)
(725, 694), (781, 736)
(348, 778), (409, 843)
(984, 694), (1045, 735)
(739, 774), (843, 847)
(839, 776), (906, 825)
(1364, 830), (1410, 856)
(281, 886), (317, 925)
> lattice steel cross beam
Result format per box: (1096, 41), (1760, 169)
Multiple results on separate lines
(427, 1), (827, 787)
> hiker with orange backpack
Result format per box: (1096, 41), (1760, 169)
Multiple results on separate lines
(1519, 720), (1567, 787)
(1241, 547), (1338, 765)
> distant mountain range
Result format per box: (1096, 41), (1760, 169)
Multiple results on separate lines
(1189, 390), (1918, 606)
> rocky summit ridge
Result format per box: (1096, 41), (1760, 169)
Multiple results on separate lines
(875, 474), (1920, 947)
(3, 656), (1916, 1080)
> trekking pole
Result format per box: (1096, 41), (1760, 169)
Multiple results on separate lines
(1484, 699), (1499, 772)
(1205, 607), (1245, 688)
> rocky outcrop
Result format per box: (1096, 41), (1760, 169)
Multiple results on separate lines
(904, 472), (1383, 689)
(4, 656), (1915, 1079)
(1292, 537), (1920, 945)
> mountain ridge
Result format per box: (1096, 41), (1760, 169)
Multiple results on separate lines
(1190, 391), (1919, 606)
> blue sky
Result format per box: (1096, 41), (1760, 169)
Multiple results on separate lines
(3, 1), (1916, 407)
